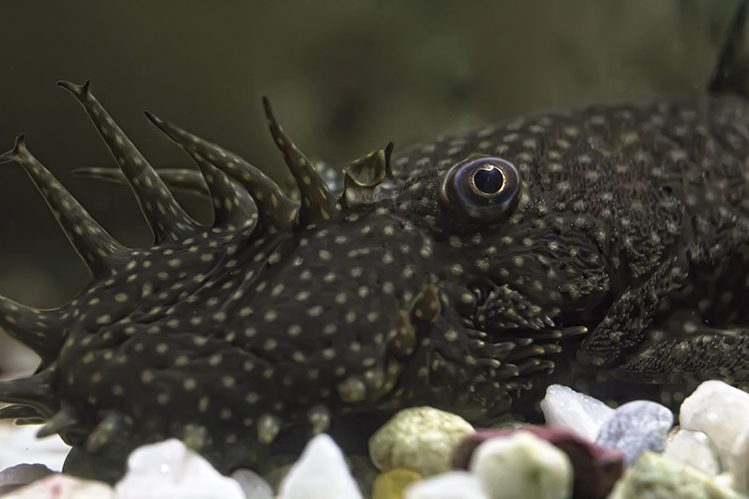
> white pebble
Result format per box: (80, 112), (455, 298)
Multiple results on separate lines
(539, 384), (614, 441)
(369, 406), (474, 476)
(405, 471), (488, 499)
(470, 431), (572, 499)
(664, 429), (719, 476)
(727, 426), (749, 494)
(278, 434), (362, 499)
(0, 474), (116, 498)
(680, 380), (749, 466)
(230, 468), (273, 499)
(114, 439), (245, 499)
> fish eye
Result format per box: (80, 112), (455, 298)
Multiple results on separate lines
(440, 156), (521, 222)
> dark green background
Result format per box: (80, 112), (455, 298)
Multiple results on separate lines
(0, 0), (735, 312)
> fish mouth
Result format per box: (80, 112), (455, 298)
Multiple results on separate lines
(420, 314), (590, 420)
(462, 288), (591, 383)
(472, 285), (589, 359)
(419, 280), (590, 415)
(480, 324), (589, 375)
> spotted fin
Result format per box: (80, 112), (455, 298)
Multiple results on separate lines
(0, 295), (64, 363)
(74, 164), (256, 230)
(144, 111), (297, 233)
(0, 369), (56, 416)
(0, 404), (45, 421)
(74, 167), (210, 198)
(86, 411), (126, 452)
(37, 406), (78, 438)
(0, 135), (125, 276)
(262, 98), (339, 226)
(58, 81), (198, 243)
(196, 160), (258, 230)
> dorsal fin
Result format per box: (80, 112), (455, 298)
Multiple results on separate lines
(144, 111), (297, 233)
(262, 98), (339, 226)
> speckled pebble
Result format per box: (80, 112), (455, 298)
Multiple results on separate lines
(278, 434), (362, 499)
(404, 471), (488, 499)
(608, 452), (741, 499)
(369, 406), (474, 476)
(470, 431), (573, 499)
(663, 429), (719, 476)
(680, 380), (749, 467)
(373, 468), (422, 499)
(114, 439), (245, 499)
(0, 474), (116, 499)
(540, 385), (615, 441)
(595, 400), (673, 465)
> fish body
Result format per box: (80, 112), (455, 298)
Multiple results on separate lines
(1, 90), (749, 480)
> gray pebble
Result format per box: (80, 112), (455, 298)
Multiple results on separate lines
(595, 400), (673, 466)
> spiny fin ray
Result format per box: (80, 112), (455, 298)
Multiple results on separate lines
(262, 97), (339, 226)
(57, 81), (198, 243)
(0, 135), (125, 275)
(144, 111), (296, 233)
(0, 369), (56, 416)
(195, 159), (258, 230)
(86, 411), (125, 452)
(0, 404), (44, 421)
(0, 295), (64, 362)
(76, 165), (256, 229)
(37, 406), (77, 438)
(75, 167), (210, 198)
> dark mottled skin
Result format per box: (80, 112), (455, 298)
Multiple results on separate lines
(3, 85), (749, 481)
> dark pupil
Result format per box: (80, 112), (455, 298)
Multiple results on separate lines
(473, 166), (503, 194)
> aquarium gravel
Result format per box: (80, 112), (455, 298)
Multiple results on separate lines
(0, 379), (748, 498)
